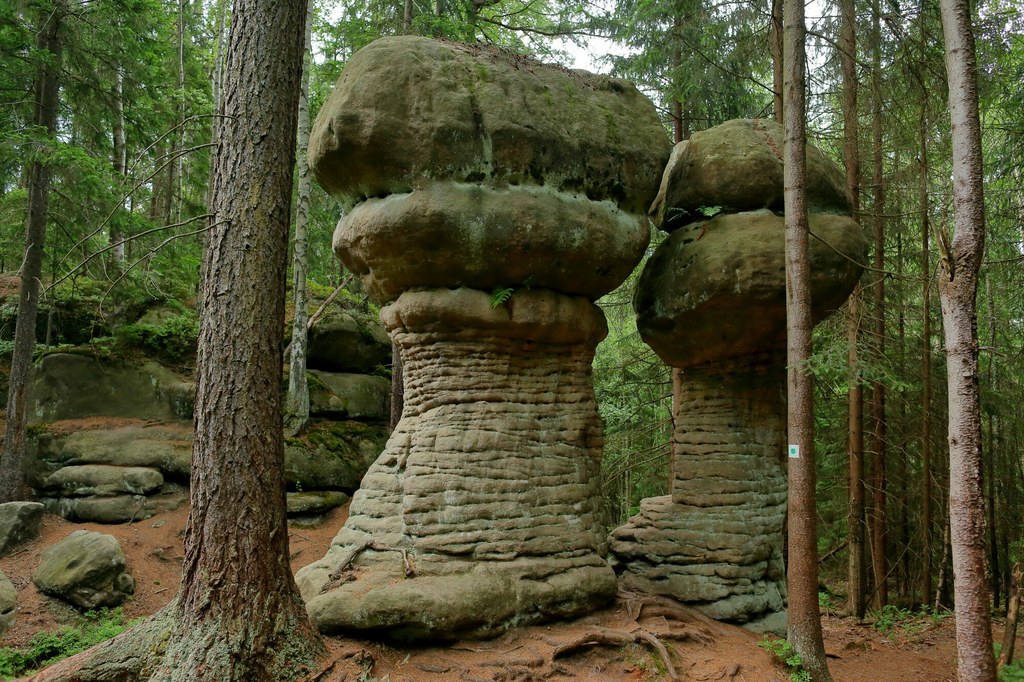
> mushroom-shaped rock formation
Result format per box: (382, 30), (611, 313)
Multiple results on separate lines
(610, 118), (865, 625)
(296, 35), (671, 640)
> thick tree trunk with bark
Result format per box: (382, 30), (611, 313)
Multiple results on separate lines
(938, 0), (997, 677)
(148, 0), (325, 678)
(0, 5), (63, 503)
(783, 0), (832, 677)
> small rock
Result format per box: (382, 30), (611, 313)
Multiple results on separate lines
(0, 501), (44, 556)
(33, 530), (135, 609)
(0, 570), (16, 637)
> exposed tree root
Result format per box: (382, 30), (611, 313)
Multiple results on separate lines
(551, 626), (679, 681)
(23, 608), (173, 682)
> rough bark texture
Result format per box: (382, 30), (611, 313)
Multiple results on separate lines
(148, 1), (324, 678)
(938, 0), (997, 677)
(0, 5), (62, 503)
(612, 118), (863, 633)
(299, 36), (669, 639)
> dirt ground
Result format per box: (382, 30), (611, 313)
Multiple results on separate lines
(1, 500), (1004, 682)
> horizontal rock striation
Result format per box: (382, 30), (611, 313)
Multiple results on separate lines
(298, 289), (617, 638)
(300, 35), (669, 639)
(611, 358), (787, 621)
(611, 118), (864, 625)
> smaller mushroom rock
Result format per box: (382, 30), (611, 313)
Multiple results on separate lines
(612, 118), (865, 624)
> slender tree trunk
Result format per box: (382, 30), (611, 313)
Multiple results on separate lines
(284, 0), (314, 437)
(770, 0), (784, 123)
(839, 0), (865, 620)
(148, 1), (325, 677)
(0, 4), (63, 503)
(110, 63), (127, 268)
(985, 278), (999, 608)
(869, 0), (888, 609)
(920, 99), (934, 608)
(783, 0), (832, 677)
(1000, 562), (1022, 668)
(938, 0), (997, 676)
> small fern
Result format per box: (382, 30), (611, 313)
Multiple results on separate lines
(489, 286), (514, 308)
(758, 637), (811, 682)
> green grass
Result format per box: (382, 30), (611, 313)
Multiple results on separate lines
(0, 608), (136, 679)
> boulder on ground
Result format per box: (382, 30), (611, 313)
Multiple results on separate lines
(36, 465), (164, 498)
(306, 312), (390, 374)
(0, 569), (16, 637)
(286, 491), (349, 516)
(33, 531), (135, 609)
(284, 420), (387, 492)
(308, 371), (389, 421)
(0, 501), (44, 556)
(27, 424), (193, 487)
(41, 490), (186, 524)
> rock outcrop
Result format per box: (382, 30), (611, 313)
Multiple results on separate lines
(0, 570), (15, 637)
(33, 531), (135, 609)
(0, 501), (44, 556)
(24, 321), (388, 524)
(610, 119), (865, 624)
(297, 36), (670, 640)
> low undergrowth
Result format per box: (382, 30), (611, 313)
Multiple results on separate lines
(0, 608), (136, 679)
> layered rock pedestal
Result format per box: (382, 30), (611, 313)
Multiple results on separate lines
(296, 36), (670, 639)
(610, 119), (865, 624)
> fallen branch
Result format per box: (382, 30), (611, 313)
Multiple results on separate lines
(551, 626), (678, 681)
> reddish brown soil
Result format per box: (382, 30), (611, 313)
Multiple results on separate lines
(0, 500), (998, 681)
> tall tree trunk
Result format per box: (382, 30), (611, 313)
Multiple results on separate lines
(840, 0), (865, 620)
(148, 0), (325, 677)
(110, 63), (127, 268)
(783, 0), (832, 677)
(985, 278), (999, 608)
(869, 0), (888, 609)
(770, 0), (783, 123)
(938, 0), (997, 676)
(1000, 562), (1022, 669)
(0, 4), (63, 503)
(284, 0), (314, 437)
(919, 98), (934, 608)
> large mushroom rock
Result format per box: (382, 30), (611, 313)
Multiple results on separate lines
(297, 35), (670, 640)
(610, 118), (866, 625)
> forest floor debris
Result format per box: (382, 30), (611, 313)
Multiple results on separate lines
(0, 502), (1011, 681)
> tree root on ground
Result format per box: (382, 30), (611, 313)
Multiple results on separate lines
(550, 626), (679, 681)
(23, 608), (173, 682)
